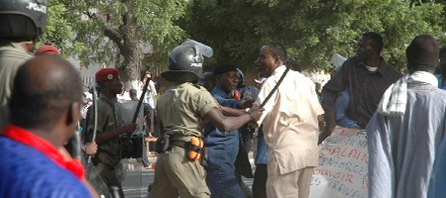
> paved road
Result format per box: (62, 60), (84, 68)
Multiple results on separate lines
(122, 168), (153, 198)
(120, 158), (155, 198)
(121, 157), (254, 198)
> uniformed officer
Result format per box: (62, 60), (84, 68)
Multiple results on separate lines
(0, 0), (47, 130)
(149, 40), (264, 198)
(85, 67), (137, 197)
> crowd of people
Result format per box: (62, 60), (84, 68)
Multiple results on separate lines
(2, 1), (446, 198)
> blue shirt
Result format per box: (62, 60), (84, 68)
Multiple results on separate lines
(335, 89), (359, 128)
(238, 85), (259, 100)
(255, 127), (268, 165)
(204, 86), (240, 172)
(0, 136), (92, 198)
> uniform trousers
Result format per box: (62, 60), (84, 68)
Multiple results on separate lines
(96, 162), (124, 198)
(150, 146), (210, 198)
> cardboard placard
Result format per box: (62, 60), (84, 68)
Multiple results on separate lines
(310, 126), (368, 198)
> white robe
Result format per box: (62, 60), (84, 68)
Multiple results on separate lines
(366, 83), (446, 198)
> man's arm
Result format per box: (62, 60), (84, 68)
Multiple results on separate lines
(205, 107), (264, 132)
(319, 60), (351, 144)
(85, 102), (137, 144)
(214, 95), (239, 108)
(95, 123), (137, 144)
(197, 88), (263, 131)
(220, 106), (246, 116)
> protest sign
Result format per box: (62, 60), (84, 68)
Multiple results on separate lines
(310, 126), (368, 198)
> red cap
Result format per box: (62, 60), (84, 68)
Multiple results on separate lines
(34, 45), (60, 56)
(95, 68), (120, 82)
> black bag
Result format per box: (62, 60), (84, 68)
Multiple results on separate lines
(121, 135), (143, 158)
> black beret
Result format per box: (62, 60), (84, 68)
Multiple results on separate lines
(213, 63), (238, 75)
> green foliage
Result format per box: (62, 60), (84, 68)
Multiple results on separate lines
(42, 0), (446, 77)
(43, 0), (190, 81)
(181, 0), (446, 73)
(38, 0), (85, 58)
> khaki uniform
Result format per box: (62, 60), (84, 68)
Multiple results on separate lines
(0, 41), (32, 130)
(150, 83), (217, 198)
(85, 94), (123, 196)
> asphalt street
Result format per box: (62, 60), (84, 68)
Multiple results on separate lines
(121, 156), (255, 198)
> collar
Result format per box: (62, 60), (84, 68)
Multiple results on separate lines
(358, 57), (388, 76)
(212, 85), (230, 98)
(2, 125), (86, 181)
(408, 71), (438, 87)
(272, 65), (287, 75)
(0, 40), (33, 59)
(99, 93), (117, 107)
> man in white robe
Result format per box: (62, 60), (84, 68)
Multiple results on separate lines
(366, 35), (446, 198)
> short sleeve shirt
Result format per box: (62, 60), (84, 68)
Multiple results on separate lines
(86, 94), (121, 167)
(156, 83), (217, 137)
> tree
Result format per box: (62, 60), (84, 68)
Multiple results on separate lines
(57, 0), (190, 87)
(38, 0), (85, 57)
(180, 0), (446, 73)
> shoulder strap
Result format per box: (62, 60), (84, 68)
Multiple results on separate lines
(259, 66), (291, 108)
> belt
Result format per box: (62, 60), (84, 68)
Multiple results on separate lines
(169, 140), (188, 149)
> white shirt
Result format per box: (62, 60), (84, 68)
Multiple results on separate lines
(142, 80), (157, 108)
(255, 65), (324, 174)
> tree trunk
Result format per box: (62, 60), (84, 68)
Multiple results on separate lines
(120, 0), (142, 90)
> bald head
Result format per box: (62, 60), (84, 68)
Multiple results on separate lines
(10, 55), (82, 130)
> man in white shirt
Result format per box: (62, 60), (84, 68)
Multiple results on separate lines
(253, 43), (324, 198)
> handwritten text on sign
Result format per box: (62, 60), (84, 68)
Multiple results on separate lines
(309, 127), (368, 198)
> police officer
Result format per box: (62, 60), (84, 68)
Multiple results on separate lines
(149, 40), (264, 198)
(0, 0), (47, 130)
(85, 68), (137, 197)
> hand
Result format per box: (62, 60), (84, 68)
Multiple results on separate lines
(83, 142), (98, 155)
(247, 107), (264, 122)
(238, 99), (255, 109)
(229, 90), (241, 100)
(124, 123), (138, 134)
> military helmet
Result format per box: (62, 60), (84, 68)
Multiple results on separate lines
(0, 0), (48, 39)
(162, 39), (213, 83)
